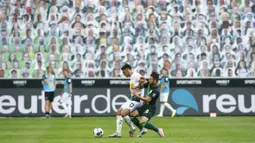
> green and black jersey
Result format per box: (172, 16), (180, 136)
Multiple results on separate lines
(146, 83), (160, 108)
(137, 83), (160, 119)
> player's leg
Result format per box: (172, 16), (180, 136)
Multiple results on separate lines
(139, 113), (165, 138)
(139, 108), (164, 137)
(120, 101), (139, 136)
(109, 107), (124, 137)
(139, 116), (164, 137)
(158, 93), (167, 117)
(109, 108), (123, 137)
(163, 93), (176, 117)
(129, 110), (140, 130)
(158, 93), (176, 117)
(116, 108), (124, 135)
(123, 115), (136, 137)
(45, 100), (50, 117)
(158, 101), (166, 117)
(44, 92), (50, 117)
(48, 101), (52, 115)
(129, 109), (141, 130)
(48, 92), (55, 117)
(67, 96), (72, 118)
(60, 93), (69, 118)
(121, 108), (130, 117)
(129, 110), (147, 137)
(131, 105), (148, 137)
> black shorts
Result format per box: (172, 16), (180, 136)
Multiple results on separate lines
(45, 91), (54, 102)
(137, 104), (156, 121)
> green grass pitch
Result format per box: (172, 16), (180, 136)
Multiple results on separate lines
(0, 117), (254, 143)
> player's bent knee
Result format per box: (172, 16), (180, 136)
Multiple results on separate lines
(120, 109), (129, 117)
(116, 108), (122, 115)
(140, 116), (149, 124)
(129, 112), (136, 117)
(130, 110), (139, 117)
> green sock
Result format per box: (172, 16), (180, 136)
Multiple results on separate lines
(141, 122), (159, 132)
(131, 117), (143, 130)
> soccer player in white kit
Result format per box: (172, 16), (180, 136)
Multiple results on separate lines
(59, 69), (72, 118)
(109, 64), (147, 138)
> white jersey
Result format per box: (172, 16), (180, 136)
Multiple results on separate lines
(129, 72), (144, 98)
(120, 72), (145, 111)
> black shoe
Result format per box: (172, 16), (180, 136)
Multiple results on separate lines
(45, 114), (50, 118)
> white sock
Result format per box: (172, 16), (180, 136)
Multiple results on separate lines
(159, 104), (165, 116)
(116, 115), (123, 134)
(61, 103), (69, 114)
(124, 116), (135, 130)
(67, 104), (72, 117)
(164, 103), (176, 112)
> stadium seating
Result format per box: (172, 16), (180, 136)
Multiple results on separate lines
(0, 0), (254, 78)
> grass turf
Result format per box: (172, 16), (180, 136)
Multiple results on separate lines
(0, 117), (254, 143)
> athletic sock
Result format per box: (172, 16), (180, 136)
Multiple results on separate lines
(159, 104), (165, 116)
(164, 103), (175, 112)
(141, 122), (159, 132)
(124, 116), (135, 130)
(131, 117), (143, 130)
(45, 112), (49, 115)
(116, 115), (123, 134)
(67, 104), (72, 117)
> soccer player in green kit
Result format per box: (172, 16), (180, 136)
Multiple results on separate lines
(130, 72), (165, 137)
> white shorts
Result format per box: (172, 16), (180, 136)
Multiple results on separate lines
(60, 92), (72, 105)
(121, 100), (143, 112)
(160, 92), (169, 102)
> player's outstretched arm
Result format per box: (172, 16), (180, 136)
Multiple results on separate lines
(54, 78), (56, 88)
(69, 83), (72, 96)
(132, 90), (152, 103)
(138, 76), (147, 89)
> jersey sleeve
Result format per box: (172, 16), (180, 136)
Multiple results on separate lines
(67, 78), (72, 84)
(130, 73), (140, 88)
(164, 77), (169, 82)
(148, 90), (158, 98)
(129, 78), (135, 88)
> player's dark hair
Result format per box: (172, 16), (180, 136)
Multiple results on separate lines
(161, 68), (168, 74)
(162, 68), (168, 72)
(150, 72), (159, 82)
(47, 66), (55, 75)
(121, 63), (132, 70)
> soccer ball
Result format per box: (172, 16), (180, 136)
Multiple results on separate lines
(93, 128), (104, 138)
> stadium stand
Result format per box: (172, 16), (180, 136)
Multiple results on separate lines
(0, 0), (254, 78)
